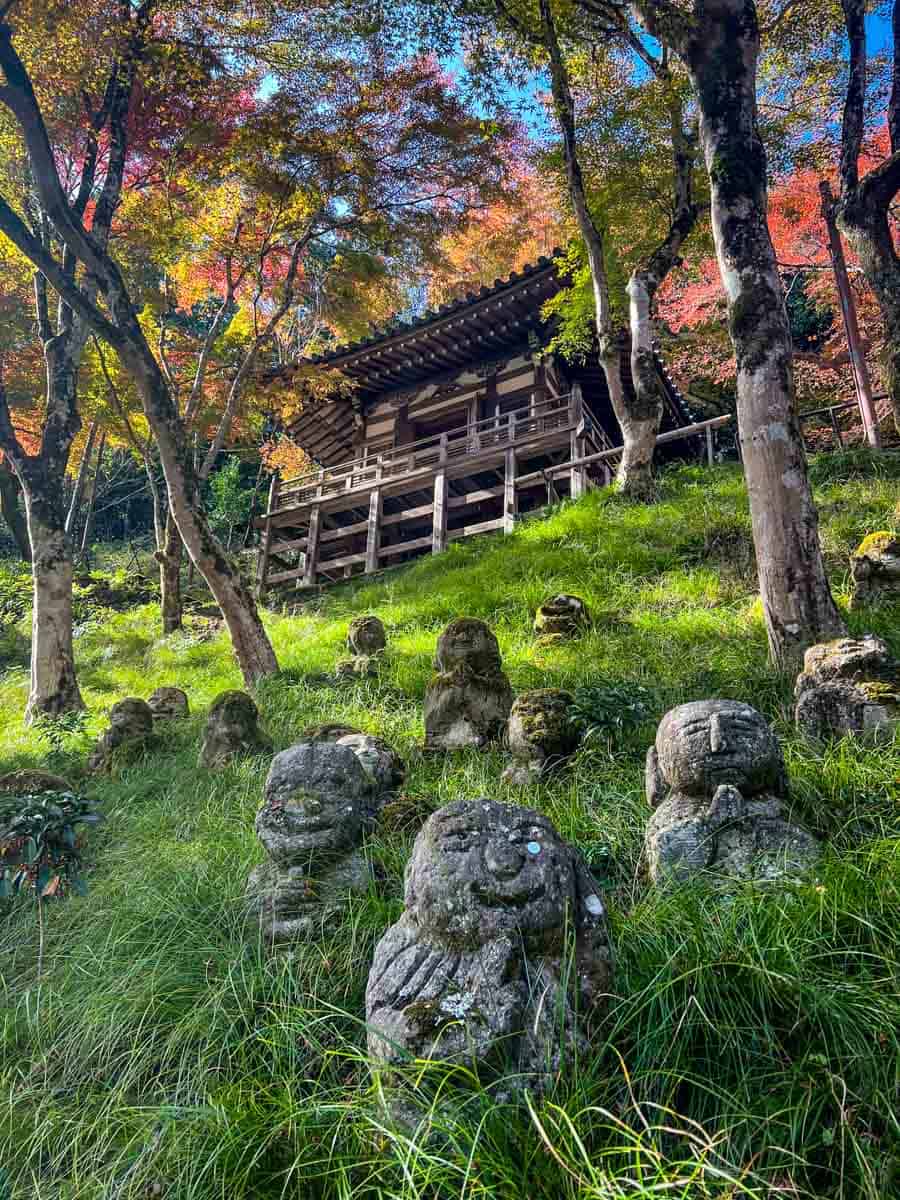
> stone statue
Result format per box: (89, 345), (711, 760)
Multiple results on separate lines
(533, 594), (589, 642)
(423, 619), (513, 750)
(247, 741), (375, 944)
(795, 635), (899, 743)
(199, 691), (273, 769)
(88, 698), (154, 772)
(644, 700), (819, 883)
(337, 614), (387, 678)
(501, 689), (580, 786)
(147, 687), (189, 720)
(300, 723), (405, 821)
(366, 798), (612, 1100)
(850, 532), (900, 609)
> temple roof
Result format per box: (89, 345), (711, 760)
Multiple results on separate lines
(269, 252), (693, 467)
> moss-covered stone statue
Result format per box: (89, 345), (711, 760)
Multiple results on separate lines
(532, 594), (589, 642)
(147, 686), (189, 720)
(645, 700), (819, 884)
(501, 689), (580, 786)
(246, 741), (377, 945)
(366, 798), (612, 1108)
(199, 691), (273, 769)
(88, 698), (154, 772)
(794, 635), (899, 743)
(423, 618), (513, 750)
(298, 722), (405, 821)
(336, 614), (387, 678)
(850, 532), (900, 609)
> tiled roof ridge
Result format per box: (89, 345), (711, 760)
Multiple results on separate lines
(307, 250), (563, 365)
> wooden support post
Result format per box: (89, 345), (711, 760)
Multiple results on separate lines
(366, 488), (382, 573)
(503, 444), (517, 533)
(256, 472), (280, 601)
(543, 469), (559, 505)
(569, 383), (587, 498)
(433, 434), (448, 554)
(706, 424), (715, 465)
(829, 408), (845, 449)
(303, 505), (321, 587)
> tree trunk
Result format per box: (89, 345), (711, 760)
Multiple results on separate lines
(678, 0), (845, 663)
(836, 0), (900, 435)
(0, 457), (31, 561)
(156, 508), (184, 634)
(64, 419), (97, 539)
(538, 0), (696, 498)
(79, 430), (105, 558)
(21, 481), (84, 723)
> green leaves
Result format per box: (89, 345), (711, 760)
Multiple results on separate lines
(0, 789), (103, 901)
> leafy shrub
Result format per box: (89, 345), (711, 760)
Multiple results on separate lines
(570, 680), (655, 744)
(0, 789), (102, 900)
(0, 559), (32, 623)
(33, 710), (91, 767)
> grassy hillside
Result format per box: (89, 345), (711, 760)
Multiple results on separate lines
(1, 455), (898, 1200)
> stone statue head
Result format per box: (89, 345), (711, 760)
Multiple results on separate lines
(405, 798), (605, 949)
(648, 700), (785, 805)
(434, 618), (503, 675)
(257, 742), (369, 864)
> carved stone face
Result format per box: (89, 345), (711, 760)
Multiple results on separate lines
(406, 798), (585, 945)
(257, 742), (368, 863)
(434, 619), (502, 675)
(655, 700), (784, 798)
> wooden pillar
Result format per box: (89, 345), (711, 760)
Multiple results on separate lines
(504, 444), (517, 534)
(706, 424), (715, 465)
(303, 505), (321, 587)
(569, 382), (587, 498)
(366, 489), (382, 573)
(433, 434), (448, 554)
(256, 472), (279, 601)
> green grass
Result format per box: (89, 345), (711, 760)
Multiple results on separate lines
(1, 455), (898, 1199)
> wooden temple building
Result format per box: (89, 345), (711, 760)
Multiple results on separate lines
(256, 254), (694, 596)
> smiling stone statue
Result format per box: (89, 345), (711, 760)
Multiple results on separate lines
(366, 798), (612, 1100)
(246, 741), (374, 945)
(644, 700), (819, 883)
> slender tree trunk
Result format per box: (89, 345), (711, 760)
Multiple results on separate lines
(673, 0), (844, 663)
(21, 477), (84, 722)
(79, 430), (105, 558)
(538, 0), (698, 497)
(64, 419), (97, 539)
(156, 508), (184, 634)
(836, 0), (900, 435)
(0, 456), (30, 561)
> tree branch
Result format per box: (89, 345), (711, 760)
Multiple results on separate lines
(839, 0), (866, 197)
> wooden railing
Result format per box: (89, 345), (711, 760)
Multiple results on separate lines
(271, 394), (574, 514)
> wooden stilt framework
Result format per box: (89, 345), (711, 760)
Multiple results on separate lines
(256, 404), (730, 596)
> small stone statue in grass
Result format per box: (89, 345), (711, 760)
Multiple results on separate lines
(366, 798), (612, 1106)
(532, 594), (589, 643)
(147, 687), (189, 720)
(246, 741), (376, 945)
(644, 700), (819, 884)
(88, 698), (154, 772)
(337, 615), (387, 678)
(794, 635), (899, 743)
(501, 689), (580, 786)
(199, 691), (273, 769)
(299, 722), (405, 821)
(850, 532), (900, 609)
(423, 619), (513, 750)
